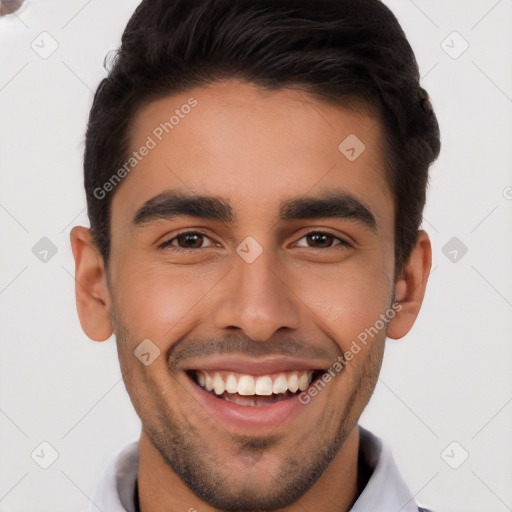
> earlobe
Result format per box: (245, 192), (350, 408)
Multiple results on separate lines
(69, 226), (114, 342)
(387, 230), (432, 340)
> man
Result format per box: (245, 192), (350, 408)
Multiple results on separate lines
(70, 0), (440, 510)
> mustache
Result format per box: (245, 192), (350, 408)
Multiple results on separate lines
(167, 332), (340, 370)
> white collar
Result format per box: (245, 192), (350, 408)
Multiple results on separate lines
(87, 425), (432, 512)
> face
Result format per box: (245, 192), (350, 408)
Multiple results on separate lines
(72, 79), (430, 510)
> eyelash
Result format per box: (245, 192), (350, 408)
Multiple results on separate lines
(157, 230), (353, 252)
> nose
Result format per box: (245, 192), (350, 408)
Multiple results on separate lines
(213, 246), (301, 342)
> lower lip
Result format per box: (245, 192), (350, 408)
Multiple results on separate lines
(185, 373), (311, 434)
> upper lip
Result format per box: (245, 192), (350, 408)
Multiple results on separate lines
(180, 355), (330, 375)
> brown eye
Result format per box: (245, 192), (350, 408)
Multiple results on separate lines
(176, 233), (204, 249)
(307, 233), (334, 248)
(295, 232), (352, 249)
(159, 231), (216, 251)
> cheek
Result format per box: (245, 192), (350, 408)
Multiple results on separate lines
(112, 261), (216, 342)
(292, 257), (393, 352)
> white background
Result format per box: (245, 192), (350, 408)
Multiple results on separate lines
(0, 1), (511, 511)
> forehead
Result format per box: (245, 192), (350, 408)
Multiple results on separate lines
(111, 79), (393, 231)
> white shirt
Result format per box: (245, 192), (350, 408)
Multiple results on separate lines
(86, 425), (434, 512)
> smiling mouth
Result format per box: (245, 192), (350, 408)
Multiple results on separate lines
(187, 369), (324, 406)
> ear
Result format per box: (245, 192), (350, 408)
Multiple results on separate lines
(69, 226), (114, 341)
(387, 230), (432, 340)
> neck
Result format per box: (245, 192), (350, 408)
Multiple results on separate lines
(138, 425), (363, 512)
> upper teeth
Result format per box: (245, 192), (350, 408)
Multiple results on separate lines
(196, 370), (314, 396)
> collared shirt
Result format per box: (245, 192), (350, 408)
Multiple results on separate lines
(86, 425), (435, 512)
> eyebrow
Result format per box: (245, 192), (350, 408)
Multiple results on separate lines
(280, 193), (377, 231)
(132, 190), (377, 232)
(133, 190), (234, 225)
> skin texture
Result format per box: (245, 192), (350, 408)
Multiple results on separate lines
(70, 79), (432, 512)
